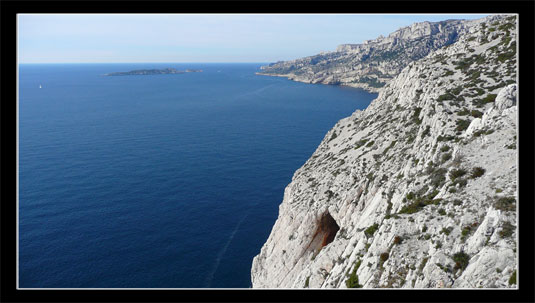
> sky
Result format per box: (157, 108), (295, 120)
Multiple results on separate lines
(18, 14), (488, 63)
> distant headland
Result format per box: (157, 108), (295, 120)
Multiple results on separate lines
(104, 68), (203, 76)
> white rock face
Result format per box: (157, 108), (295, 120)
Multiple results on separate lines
(494, 84), (517, 111)
(251, 14), (517, 289)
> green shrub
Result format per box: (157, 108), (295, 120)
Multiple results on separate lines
(499, 221), (515, 238)
(436, 262), (451, 273)
(450, 86), (463, 96)
(497, 49), (516, 63)
(509, 270), (517, 285)
(385, 214), (400, 220)
(437, 92), (454, 102)
(472, 129), (487, 137)
(428, 189), (439, 199)
(393, 236), (402, 245)
(454, 58), (472, 71)
(412, 107), (422, 124)
(482, 94), (497, 103)
(457, 108), (470, 116)
(406, 192), (415, 200)
(452, 251), (470, 271)
(453, 199), (462, 206)
(419, 257), (429, 272)
(305, 276), (310, 288)
(380, 252), (389, 262)
(461, 226), (472, 241)
(366, 140), (375, 147)
(449, 168), (467, 180)
(399, 194), (441, 214)
(455, 119), (471, 132)
(470, 110), (483, 118)
(437, 134), (456, 142)
(440, 145), (450, 152)
(499, 22), (515, 31)
(440, 226), (452, 235)
(473, 87), (485, 96)
(438, 208), (446, 216)
(470, 167), (486, 178)
(421, 126), (431, 138)
(382, 140), (397, 155)
(494, 196), (516, 211)
(355, 138), (369, 149)
(346, 261), (363, 288)
(364, 223), (379, 238)
(441, 152), (452, 163)
(329, 132), (338, 142)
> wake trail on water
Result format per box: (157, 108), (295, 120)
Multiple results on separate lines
(204, 208), (252, 288)
(234, 84), (278, 100)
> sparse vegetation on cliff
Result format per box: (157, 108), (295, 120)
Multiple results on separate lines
(252, 14), (517, 289)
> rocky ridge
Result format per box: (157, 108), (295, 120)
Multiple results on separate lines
(251, 14), (517, 289)
(257, 17), (491, 92)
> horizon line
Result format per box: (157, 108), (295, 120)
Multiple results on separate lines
(18, 62), (273, 64)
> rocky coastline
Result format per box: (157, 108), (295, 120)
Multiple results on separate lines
(251, 14), (517, 289)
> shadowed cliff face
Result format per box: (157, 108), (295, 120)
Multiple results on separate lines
(303, 211), (340, 262)
(307, 212), (340, 255)
(319, 212), (340, 248)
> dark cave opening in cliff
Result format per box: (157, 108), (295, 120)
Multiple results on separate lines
(304, 212), (340, 258)
(318, 212), (340, 248)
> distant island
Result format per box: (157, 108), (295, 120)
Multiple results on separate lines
(105, 68), (202, 76)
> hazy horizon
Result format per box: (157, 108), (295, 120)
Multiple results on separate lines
(19, 14), (488, 64)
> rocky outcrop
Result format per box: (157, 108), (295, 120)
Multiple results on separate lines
(252, 14), (517, 289)
(256, 17), (500, 93)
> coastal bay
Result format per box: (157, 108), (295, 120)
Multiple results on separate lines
(18, 63), (376, 288)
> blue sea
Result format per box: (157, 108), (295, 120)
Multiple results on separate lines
(18, 63), (377, 288)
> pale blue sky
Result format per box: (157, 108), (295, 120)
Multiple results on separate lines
(18, 14), (488, 63)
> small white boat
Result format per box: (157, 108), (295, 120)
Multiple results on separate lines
(39, 84), (42, 89)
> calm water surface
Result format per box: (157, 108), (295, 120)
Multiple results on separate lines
(19, 63), (377, 288)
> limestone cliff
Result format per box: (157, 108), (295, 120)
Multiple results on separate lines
(257, 18), (487, 92)
(251, 14), (517, 289)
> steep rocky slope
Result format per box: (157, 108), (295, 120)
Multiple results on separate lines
(251, 14), (517, 289)
(257, 18), (484, 92)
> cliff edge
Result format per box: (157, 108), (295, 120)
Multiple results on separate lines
(251, 14), (517, 289)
